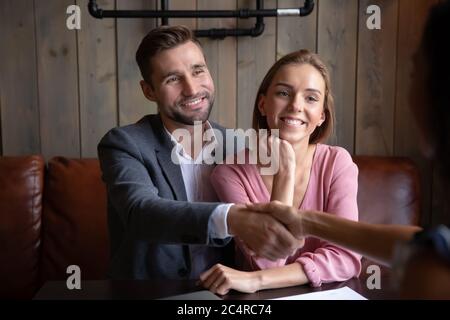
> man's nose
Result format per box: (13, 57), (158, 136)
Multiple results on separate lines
(182, 76), (199, 96)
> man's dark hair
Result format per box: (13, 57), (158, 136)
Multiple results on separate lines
(135, 25), (202, 85)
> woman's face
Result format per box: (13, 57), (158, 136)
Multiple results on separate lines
(258, 63), (326, 144)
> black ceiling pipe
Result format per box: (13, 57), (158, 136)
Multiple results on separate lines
(88, 0), (314, 19)
(88, 0), (314, 38)
(195, 0), (264, 39)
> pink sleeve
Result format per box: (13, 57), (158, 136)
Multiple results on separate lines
(210, 165), (287, 270)
(295, 149), (362, 287)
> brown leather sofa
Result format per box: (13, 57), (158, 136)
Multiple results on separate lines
(0, 155), (421, 299)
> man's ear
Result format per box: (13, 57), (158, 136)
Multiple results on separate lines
(140, 80), (157, 102)
(257, 95), (266, 116)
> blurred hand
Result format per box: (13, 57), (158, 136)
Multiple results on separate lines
(199, 264), (260, 295)
(245, 201), (305, 239)
(227, 205), (302, 260)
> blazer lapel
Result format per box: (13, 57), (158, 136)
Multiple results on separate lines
(155, 148), (187, 201)
(149, 115), (188, 201)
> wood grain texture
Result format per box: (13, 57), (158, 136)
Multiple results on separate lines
(0, 0), (40, 155)
(356, 0), (398, 156)
(35, 0), (80, 159)
(116, 0), (157, 126)
(237, 0), (277, 130)
(318, 0), (358, 152)
(197, 0), (237, 129)
(78, 0), (117, 157)
(168, 0), (197, 30)
(277, 0), (318, 58)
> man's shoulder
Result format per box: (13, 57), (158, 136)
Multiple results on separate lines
(97, 114), (167, 159)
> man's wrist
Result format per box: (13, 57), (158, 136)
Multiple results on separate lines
(226, 204), (243, 236)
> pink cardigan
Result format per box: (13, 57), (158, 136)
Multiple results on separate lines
(210, 144), (362, 287)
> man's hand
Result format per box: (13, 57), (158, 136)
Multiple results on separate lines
(245, 201), (305, 239)
(227, 204), (302, 261)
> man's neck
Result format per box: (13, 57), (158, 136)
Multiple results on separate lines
(161, 116), (209, 159)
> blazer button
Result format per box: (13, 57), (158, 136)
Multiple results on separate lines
(178, 268), (188, 277)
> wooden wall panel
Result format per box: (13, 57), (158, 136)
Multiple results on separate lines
(395, 0), (440, 226)
(0, 0), (40, 156)
(116, 0), (157, 126)
(356, 0), (398, 156)
(318, 0), (358, 152)
(168, 0), (197, 30)
(277, 0), (318, 57)
(197, 0), (237, 129)
(35, 0), (80, 159)
(77, 0), (117, 157)
(237, 0), (277, 130)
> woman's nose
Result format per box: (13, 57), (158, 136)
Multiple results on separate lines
(288, 96), (304, 113)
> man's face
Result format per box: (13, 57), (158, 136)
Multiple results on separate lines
(141, 41), (215, 128)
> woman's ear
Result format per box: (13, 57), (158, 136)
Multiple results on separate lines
(140, 80), (157, 102)
(257, 95), (266, 116)
(318, 111), (326, 127)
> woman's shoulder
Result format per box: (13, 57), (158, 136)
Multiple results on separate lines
(315, 143), (354, 165)
(212, 149), (257, 177)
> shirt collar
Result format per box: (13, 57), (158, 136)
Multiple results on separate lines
(163, 121), (218, 163)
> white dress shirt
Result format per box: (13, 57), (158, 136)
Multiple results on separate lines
(164, 123), (232, 240)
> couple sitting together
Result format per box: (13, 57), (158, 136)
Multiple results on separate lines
(98, 24), (419, 295)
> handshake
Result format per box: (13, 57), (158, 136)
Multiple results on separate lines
(227, 201), (313, 261)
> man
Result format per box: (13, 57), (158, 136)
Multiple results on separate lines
(98, 25), (300, 280)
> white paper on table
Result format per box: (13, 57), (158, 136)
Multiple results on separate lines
(270, 286), (367, 300)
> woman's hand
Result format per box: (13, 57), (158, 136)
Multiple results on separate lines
(269, 135), (296, 175)
(199, 264), (261, 295)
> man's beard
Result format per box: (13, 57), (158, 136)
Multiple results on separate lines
(170, 93), (215, 125)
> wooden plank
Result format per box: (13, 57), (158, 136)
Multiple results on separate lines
(317, 0), (358, 153)
(168, 0), (197, 30)
(395, 0), (440, 227)
(355, 0), (398, 156)
(35, 0), (80, 159)
(77, 0), (117, 158)
(0, 0), (40, 155)
(116, 0), (157, 126)
(237, 0), (277, 130)
(197, 0), (237, 129)
(277, 0), (318, 58)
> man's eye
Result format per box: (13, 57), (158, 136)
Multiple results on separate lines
(193, 69), (205, 75)
(166, 76), (179, 83)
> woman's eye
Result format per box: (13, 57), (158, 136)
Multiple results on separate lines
(306, 96), (319, 103)
(276, 91), (289, 97)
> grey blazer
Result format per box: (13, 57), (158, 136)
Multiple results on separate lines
(98, 114), (233, 280)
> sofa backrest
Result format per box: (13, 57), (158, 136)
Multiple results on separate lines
(40, 157), (109, 284)
(0, 155), (421, 299)
(0, 156), (44, 299)
(353, 156), (421, 225)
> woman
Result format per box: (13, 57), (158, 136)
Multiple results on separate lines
(200, 50), (361, 295)
(245, 0), (450, 299)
